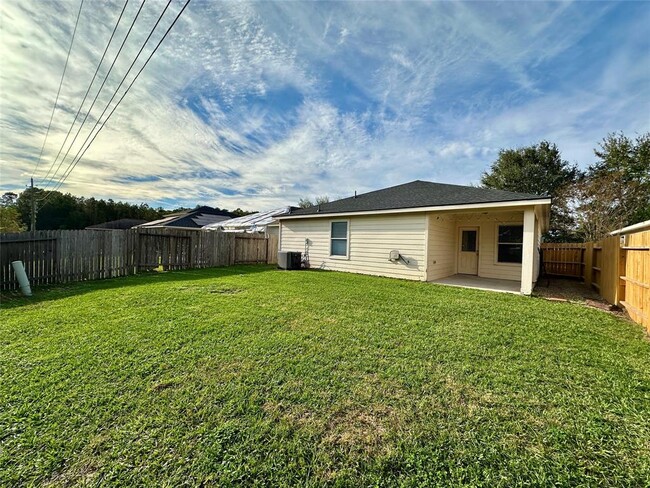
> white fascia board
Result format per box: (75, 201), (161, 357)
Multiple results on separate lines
(277, 199), (552, 220)
(141, 226), (212, 231)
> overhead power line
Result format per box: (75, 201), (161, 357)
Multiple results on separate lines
(36, 0), (131, 187)
(40, 0), (172, 194)
(38, 0), (147, 189)
(30, 0), (85, 179)
(41, 0), (174, 194)
(38, 0), (193, 208)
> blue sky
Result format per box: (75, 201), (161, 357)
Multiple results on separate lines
(1, 0), (649, 211)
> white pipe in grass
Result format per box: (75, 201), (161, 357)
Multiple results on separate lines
(11, 260), (32, 296)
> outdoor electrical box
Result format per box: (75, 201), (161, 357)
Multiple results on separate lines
(389, 250), (409, 264)
(278, 251), (302, 270)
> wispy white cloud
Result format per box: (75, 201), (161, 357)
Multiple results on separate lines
(0, 0), (648, 211)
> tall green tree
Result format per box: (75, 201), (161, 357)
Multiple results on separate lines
(572, 132), (650, 240)
(298, 196), (330, 208)
(1, 191), (25, 232)
(481, 141), (582, 241)
(2, 192), (18, 206)
(15, 188), (168, 230)
(11, 188), (253, 230)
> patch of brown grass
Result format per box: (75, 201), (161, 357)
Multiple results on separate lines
(44, 459), (100, 487)
(150, 380), (179, 392)
(322, 404), (395, 454)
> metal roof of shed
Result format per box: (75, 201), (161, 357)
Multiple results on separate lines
(204, 207), (295, 231)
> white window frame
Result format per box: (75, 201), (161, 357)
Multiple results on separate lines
(329, 220), (350, 259)
(495, 223), (524, 265)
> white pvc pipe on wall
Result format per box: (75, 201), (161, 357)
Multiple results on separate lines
(11, 260), (32, 296)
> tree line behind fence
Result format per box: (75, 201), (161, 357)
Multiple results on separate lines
(0, 229), (279, 291)
(541, 229), (650, 332)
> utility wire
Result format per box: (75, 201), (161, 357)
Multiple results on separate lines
(40, 0), (171, 195)
(41, 0), (173, 194)
(38, 0), (147, 190)
(38, 0), (192, 208)
(31, 0), (85, 179)
(36, 0), (131, 188)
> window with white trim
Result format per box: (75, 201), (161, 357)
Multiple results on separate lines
(330, 221), (348, 257)
(497, 225), (523, 263)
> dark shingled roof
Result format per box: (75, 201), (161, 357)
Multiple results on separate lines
(289, 180), (548, 217)
(138, 206), (236, 229)
(164, 206), (234, 229)
(86, 218), (147, 230)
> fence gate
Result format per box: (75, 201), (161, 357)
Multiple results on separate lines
(234, 235), (269, 264)
(138, 231), (192, 271)
(541, 243), (584, 278)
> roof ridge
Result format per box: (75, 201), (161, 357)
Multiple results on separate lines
(319, 179), (543, 203)
(320, 180), (424, 204)
(289, 179), (549, 217)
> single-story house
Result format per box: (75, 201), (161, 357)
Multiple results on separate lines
(136, 206), (234, 230)
(86, 218), (147, 230)
(277, 180), (551, 294)
(203, 206), (296, 236)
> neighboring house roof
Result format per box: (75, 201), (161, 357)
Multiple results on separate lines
(137, 206), (235, 229)
(284, 180), (549, 218)
(609, 220), (650, 235)
(203, 207), (296, 232)
(86, 218), (147, 230)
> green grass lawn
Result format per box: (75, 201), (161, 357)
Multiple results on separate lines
(1, 266), (649, 487)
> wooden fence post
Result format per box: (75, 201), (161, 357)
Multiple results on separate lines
(133, 229), (137, 274)
(618, 240), (626, 307)
(584, 242), (593, 287)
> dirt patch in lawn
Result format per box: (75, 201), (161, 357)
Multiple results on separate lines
(322, 404), (397, 455)
(534, 277), (626, 317)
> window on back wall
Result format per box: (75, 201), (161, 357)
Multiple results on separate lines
(330, 221), (348, 257)
(497, 224), (523, 263)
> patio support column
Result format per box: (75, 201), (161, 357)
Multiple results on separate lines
(521, 208), (536, 295)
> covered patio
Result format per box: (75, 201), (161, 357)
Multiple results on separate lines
(432, 274), (521, 294)
(425, 205), (548, 295)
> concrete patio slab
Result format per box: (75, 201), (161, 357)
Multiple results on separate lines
(432, 274), (521, 294)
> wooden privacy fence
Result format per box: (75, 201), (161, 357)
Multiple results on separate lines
(0, 229), (278, 291)
(540, 242), (584, 278)
(619, 230), (650, 331)
(137, 228), (235, 270)
(541, 229), (650, 332)
(234, 235), (270, 264)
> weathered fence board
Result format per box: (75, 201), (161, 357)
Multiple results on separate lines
(267, 233), (279, 265)
(1, 231), (59, 288)
(234, 235), (268, 264)
(0, 229), (278, 291)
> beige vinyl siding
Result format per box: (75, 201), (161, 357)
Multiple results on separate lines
(426, 214), (456, 280)
(280, 208), (537, 284)
(476, 216), (522, 281)
(424, 210), (525, 282)
(280, 214), (426, 280)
